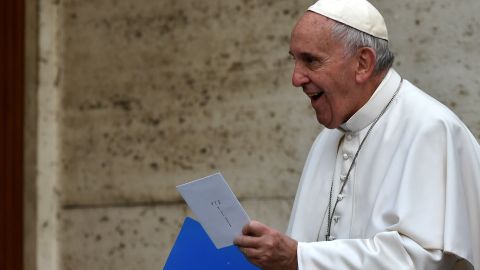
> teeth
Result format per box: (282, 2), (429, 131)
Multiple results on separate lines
(308, 92), (321, 97)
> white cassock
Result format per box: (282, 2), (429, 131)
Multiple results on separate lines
(287, 69), (480, 269)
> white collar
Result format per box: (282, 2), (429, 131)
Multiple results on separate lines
(340, 68), (401, 132)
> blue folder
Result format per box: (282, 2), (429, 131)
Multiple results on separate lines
(163, 217), (260, 270)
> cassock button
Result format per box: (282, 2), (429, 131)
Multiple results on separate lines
(346, 134), (352, 141)
(328, 236), (336, 241)
(337, 194), (345, 201)
(342, 153), (349, 160)
(340, 175), (347, 181)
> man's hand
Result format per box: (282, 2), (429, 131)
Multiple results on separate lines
(233, 220), (298, 270)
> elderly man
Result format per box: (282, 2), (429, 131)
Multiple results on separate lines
(234, 0), (480, 269)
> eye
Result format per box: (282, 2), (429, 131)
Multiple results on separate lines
(301, 53), (323, 69)
(289, 51), (325, 69)
(305, 55), (317, 64)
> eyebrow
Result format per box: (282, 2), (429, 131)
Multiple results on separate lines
(289, 50), (319, 59)
(299, 52), (318, 60)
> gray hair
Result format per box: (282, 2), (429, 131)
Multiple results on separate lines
(330, 21), (394, 74)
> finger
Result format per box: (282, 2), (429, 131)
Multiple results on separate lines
(239, 247), (262, 260)
(243, 220), (270, 236)
(233, 235), (260, 248)
(241, 222), (252, 235)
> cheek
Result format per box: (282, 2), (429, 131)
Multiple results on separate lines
(324, 93), (349, 121)
(313, 95), (333, 120)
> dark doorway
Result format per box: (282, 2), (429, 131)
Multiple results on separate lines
(1, 0), (25, 269)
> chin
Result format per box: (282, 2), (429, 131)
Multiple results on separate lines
(323, 124), (340, 129)
(317, 119), (332, 129)
(316, 117), (340, 129)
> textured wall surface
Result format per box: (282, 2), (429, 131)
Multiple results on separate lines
(60, 0), (315, 206)
(58, 0), (315, 269)
(31, 0), (480, 269)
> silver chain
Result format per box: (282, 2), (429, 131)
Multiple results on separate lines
(325, 79), (403, 241)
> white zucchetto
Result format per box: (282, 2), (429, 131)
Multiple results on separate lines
(308, 0), (389, 40)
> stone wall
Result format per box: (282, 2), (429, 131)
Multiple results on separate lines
(29, 0), (480, 269)
(53, 0), (316, 268)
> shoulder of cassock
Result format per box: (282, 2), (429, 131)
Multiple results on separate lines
(386, 79), (480, 269)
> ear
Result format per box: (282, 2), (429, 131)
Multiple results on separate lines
(355, 47), (377, 84)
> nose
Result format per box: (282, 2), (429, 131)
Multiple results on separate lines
(291, 63), (309, 87)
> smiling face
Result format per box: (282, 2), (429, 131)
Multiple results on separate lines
(290, 13), (369, 129)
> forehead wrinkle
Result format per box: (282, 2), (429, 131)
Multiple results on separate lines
(291, 15), (336, 56)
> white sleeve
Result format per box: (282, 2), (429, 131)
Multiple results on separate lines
(297, 231), (457, 270)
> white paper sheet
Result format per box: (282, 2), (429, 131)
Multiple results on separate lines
(176, 172), (250, 249)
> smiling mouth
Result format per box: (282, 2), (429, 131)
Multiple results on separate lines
(307, 91), (324, 101)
